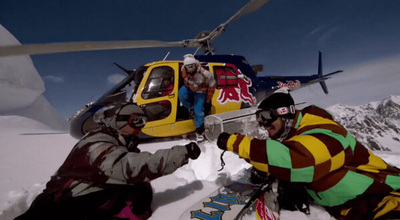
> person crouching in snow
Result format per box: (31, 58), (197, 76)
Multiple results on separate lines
(216, 88), (400, 220)
(179, 54), (216, 142)
(15, 103), (201, 220)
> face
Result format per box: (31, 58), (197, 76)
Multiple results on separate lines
(263, 117), (285, 140)
(184, 63), (197, 74)
(163, 79), (171, 86)
(120, 124), (141, 137)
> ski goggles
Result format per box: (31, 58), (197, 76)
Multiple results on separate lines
(116, 113), (147, 129)
(256, 109), (278, 127)
(184, 63), (197, 73)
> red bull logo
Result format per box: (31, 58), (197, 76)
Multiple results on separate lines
(277, 80), (301, 90)
(217, 76), (255, 105)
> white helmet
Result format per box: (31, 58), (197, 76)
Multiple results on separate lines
(183, 54), (198, 65)
(183, 54), (199, 74)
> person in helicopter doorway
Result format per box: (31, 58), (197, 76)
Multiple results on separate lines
(146, 77), (175, 120)
(158, 77), (174, 117)
(216, 88), (400, 220)
(179, 54), (216, 141)
(15, 103), (201, 220)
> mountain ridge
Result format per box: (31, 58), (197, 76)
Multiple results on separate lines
(328, 95), (400, 151)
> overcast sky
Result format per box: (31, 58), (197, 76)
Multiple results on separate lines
(1, 0), (399, 119)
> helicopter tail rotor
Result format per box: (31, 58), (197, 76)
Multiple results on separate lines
(316, 51), (344, 94)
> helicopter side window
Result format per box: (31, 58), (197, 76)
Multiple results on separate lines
(142, 66), (174, 100)
(214, 66), (239, 89)
(141, 66), (175, 121)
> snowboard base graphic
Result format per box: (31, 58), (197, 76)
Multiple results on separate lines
(179, 168), (277, 220)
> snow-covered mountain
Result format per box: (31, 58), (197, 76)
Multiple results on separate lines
(328, 95), (400, 152)
(0, 25), (68, 131)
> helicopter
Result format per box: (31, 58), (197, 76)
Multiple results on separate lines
(0, 0), (342, 140)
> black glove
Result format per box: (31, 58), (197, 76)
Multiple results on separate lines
(250, 167), (270, 184)
(217, 132), (230, 151)
(185, 142), (201, 160)
(278, 180), (310, 215)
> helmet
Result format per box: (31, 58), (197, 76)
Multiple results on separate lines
(94, 103), (147, 130)
(115, 103), (147, 129)
(256, 88), (295, 126)
(183, 54), (197, 66)
(183, 54), (198, 75)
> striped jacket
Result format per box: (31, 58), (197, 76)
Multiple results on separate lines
(224, 105), (400, 210)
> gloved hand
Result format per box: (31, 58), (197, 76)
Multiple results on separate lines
(250, 166), (270, 184)
(278, 180), (310, 215)
(217, 132), (230, 151)
(185, 142), (201, 160)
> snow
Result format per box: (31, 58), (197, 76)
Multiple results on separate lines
(0, 125), (255, 219)
(5, 124), (399, 220)
(1, 26), (400, 220)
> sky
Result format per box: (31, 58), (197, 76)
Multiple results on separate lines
(1, 0), (400, 119)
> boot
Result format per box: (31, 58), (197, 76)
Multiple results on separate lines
(196, 125), (205, 142)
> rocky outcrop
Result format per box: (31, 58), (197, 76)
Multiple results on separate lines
(328, 95), (400, 151)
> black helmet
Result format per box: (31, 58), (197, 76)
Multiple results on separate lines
(257, 88), (295, 126)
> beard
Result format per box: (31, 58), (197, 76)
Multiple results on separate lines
(276, 118), (294, 142)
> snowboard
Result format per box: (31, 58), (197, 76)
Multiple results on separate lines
(179, 168), (277, 220)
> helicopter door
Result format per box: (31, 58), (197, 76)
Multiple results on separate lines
(209, 63), (243, 114)
(135, 63), (182, 137)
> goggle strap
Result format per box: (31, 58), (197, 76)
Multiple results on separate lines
(116, 115), (130, 122)
(116, 114), (146, 128)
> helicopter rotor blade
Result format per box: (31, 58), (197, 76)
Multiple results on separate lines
(0, 40), (197, 57)
(0, 0), (269, 57)
(224, 0), (270, 27)
(196, 0), (270, 43)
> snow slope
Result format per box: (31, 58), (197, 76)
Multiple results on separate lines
(1, 97), (400, 220)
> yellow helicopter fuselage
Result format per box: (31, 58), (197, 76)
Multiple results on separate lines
(135, 60), (256, 137)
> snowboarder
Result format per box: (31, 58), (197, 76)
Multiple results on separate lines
(15, 103), (201, 220)
(216, 88), (400, 219)
(179, 54), (216, 141)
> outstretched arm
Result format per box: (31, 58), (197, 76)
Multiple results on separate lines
(217, 132), (334, 183)
(90, 142), (200, 184)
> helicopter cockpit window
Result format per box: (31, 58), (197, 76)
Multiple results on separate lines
(214, 66), (239, 89)
(142, 66), (174, 100)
